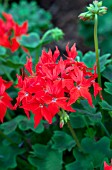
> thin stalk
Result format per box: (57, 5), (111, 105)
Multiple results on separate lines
(6, 111), (12, 121)
(94, 14), (102, 87)
(4, 0), (9, 9)
(99, 121), (110, 137)
(0, 130), (17, 146)
(67, 120), (83, 151)
(35, 45), (41, 64)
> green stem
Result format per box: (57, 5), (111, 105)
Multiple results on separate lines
(4, 0), (9, 9)
(0, 130), (17, 146)
(94, 14), (102, 87)
(99, 122), (110, 137)
(6, 111), (12, 121)
(35, 45), (41, 64)
(94, 15), (109, 135)
(67, 120), (83, 151)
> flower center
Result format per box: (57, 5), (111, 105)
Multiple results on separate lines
(25, 92), (29, 96)
(52, 98), (57, 103)
(39, 104), (43, 108)
(76, 85), (81, 90)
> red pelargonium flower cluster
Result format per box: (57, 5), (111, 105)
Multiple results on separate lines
(104, 161), (112, 170)
(0, 77), (13, 122)
(15, 44), (102, 127)
(0, 12), (28, 52)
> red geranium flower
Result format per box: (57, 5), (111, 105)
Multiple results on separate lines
(0, 12), (28, 52)
(0, 77), (13, 122)
(15, 44), (102, 127)
(104, 161), (112, 170)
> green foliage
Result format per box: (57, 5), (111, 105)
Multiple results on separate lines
(41, 28), (64, 45)
(0, 46), (6, 56)
(19, 33), (40, 49)
(0, 116), (24, 134)
(99, 100), (112, 111)
(78, 50), (111, 72)
(66, 137), (112, 170)
(18, 115), (44, 134)
(28, 144), (63, 170)
(104, 82), (112, 95)
(50, 131), (76, 151)
(102, 64), (112, 82)
(0, 144), (25, 170)
(84, 128), (96, 138)
(0, 115), (44, 134)
(8, 0), (52, 34)
(19, 28), (64, 50)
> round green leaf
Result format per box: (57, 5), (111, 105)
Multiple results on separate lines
(0, 46), (6, 56)
(0, 144), (25, 170)
(51, 131), (76, 151)
(19, 33), (40, 48)
(28, 144), (63, 170)
(18, 115), (44, 134)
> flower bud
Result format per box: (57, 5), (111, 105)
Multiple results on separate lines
(59, 110), (69, 128)
(97, 1), (102, 7)
(60, 119), (64, 128)
(64, 114), (70, 123)
(79, 1), (107, 21)
(52, 28), (64, 41)
(99, 7), (107, 15)
(79, 12), (93, 21)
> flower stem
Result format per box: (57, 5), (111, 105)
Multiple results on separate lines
(67, 120), (83, 151)
(0, 130), (17, 146)
(4, 0), (8, 9)
(99, 121), (110, 137)
(94, 14), (102, 87)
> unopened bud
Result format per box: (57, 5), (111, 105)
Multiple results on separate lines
(97, 1), (102, 7)
(93, 1), (99, 5)
(90, 4), (94, 8)
(99, 8), (107, 15)
(64, 114), (70, 123)
(79, 12), (93, 21)
(87, 6), (94, 13)
(79, 0), (107, 21)
(60, 119), (64, 128)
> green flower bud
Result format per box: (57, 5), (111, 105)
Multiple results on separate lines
(79, 0), (107, 21)
(97, 1), (103, 7)
(52, 28), (64, 41)
(79, 12), (92, 21)
(60, 119), (64, 128)
(99, 9), (107, 15)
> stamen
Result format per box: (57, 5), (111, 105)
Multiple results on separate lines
(25, 92), (29, 96)
(52, 98), (57, 102)
(39, 104), (43, 108)
(76, 85), (81, 90)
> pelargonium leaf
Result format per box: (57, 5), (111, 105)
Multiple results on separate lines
(0, 115), (24, 134)
(99, 100), (112, 111)
(51, 130), (76, 151)
(102, 64), (112, 82)
(0, 46), (6, 56)
(104, 82), (112, 95)
(66, 137), (112, 170)
(0, 143), (25, 170)
(28, 144), (63, 170)
(19, 32), (40, 48)
(18, 115), (44, 134)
